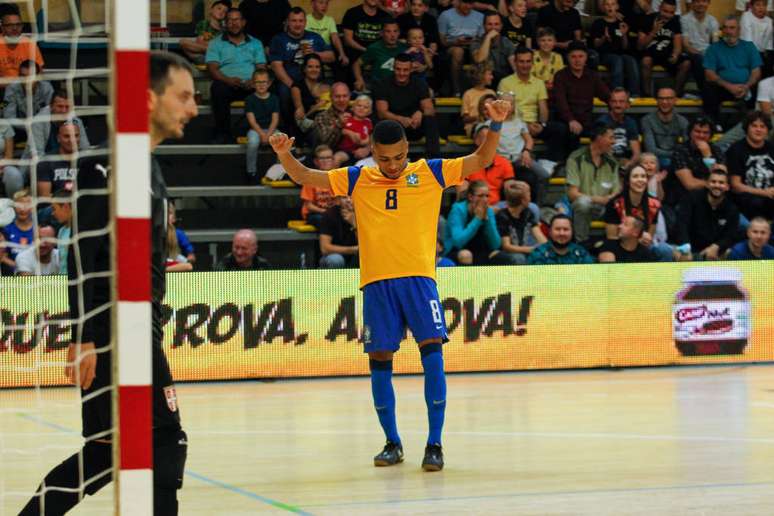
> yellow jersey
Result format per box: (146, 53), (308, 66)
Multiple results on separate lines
(328, 158), (464, 288)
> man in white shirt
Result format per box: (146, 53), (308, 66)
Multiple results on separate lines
(681, 0), (719, 89)
(15, 225), (59, 276)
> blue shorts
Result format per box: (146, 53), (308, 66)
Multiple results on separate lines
(362, 276), (448, 353)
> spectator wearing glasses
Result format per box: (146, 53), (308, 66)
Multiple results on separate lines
(640, 87), (689, 169)
(444, 180), (501, 265)
(0, 7), (44, 79)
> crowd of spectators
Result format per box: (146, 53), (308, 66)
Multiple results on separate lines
(2, 0), (774, 276)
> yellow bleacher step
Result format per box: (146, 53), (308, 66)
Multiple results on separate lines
(237, 136), (247, 144)
(260, 177), (296, 188)
(195, 64), (207, 71)
(598, 65), (665, 73)
(435, 97), (462, 107)
(448, 135), (473, 145)
(590, 220), (607, 229)
(231, 100), (245, 108)
(549, 177), (566, 186)
(411, 137), (447, 145)
(287, 220), (316, 232)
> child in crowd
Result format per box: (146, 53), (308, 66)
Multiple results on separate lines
(406, 27), (434, 84)
(638, 152), (670, 245)
(165, 202), (194, 272)
(502, 0), (534, 48)
(50, 189), (72, 275)
(462, 64), (496, 136)
(532, 27), (564, 91)
(301, 145), (337, 226)
(2, 189), (34, 269)
(307, 0), (349, 68)
(740, 0), (773, 72)
(591, 0), (639, 96)
(335, 95), (374, 165)
(180, 0), (229, 63)
(245, 68), (280, 178)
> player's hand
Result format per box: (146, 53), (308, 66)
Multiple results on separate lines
(485, 99), (511, 123)
(269, 132), (295, 154)
(66, 342), (97, 390)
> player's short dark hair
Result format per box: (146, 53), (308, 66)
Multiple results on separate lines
(150, 51), (194, 95)
(567, 41), (588, 54)
(372, 120), (406, 145)
(743, 110), (772, 132)
(395, 53), (413, 64)
(549, 213), (572, 227)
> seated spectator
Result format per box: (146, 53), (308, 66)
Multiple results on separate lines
(681, 0), (718, 90)
(15, 225), (58, 276)
(306, 0), (349, 68)
(270, 7), (333, 124)
(239, 0), (291, 48)
(740, 0), (772, 66)
(214, 229), (272, 270)
(50, 189), (71, 275)
(531, 28), (564, 91)
(36, 122), (80, 203)
(206, 8), (267, 143)
(438, 0), (485, 96)
(0, 118), (21, 198)
(498, 46), (568, 162)
(382, 0), (408, 17)
(637, 0), (691, 97)
(342, 0), (392, 66)
(703, 15), (761, 122)
(502, 0), (534, 48)
(4, 60), (53, 122)
(165, 204), (194, 272)
(757, 63), (774, 123)
(169, 201), (195, 265)
(245, 69), (280, 178)
(398, 0), (440, 57)
(566, 123), (621, 243)
(591, 0), (639, 96)
(598, 216), (658, 262)
(337, 95), (373, 165)
(301, 145), (336, 227)
(596, 88), (641, 168)
(667, 116), (724, 207)
(27, 90), (90, 160)
(472, 12), (516, 84)
(604, 165), (673, 261)
(444, 180), (501, 264)
(462, 64), (496, 136)
(527, 213), (593, 264)
(313, 82), (352, 152)
(0, 231), (10, 275)
(640, 152), (667, 201)
(353, 20), (408, 92)
(735, 0), (773, 16)
(2, 188), (33, 267)
(319, 196), (359, 268)
(728, 216), (774, 259)
(0, 7), (44, 79)
(457, 125), (515, 205)
(291, 54), (331, 134)
(485, 94), (550, 203)
(373, 54), (441, 156)
(180, 0), (228, 63)
(405, 27), (434, 85)
(493, 180), (546, 264)
(552, 42), (611, 150)
(640, 87), (689, 169)
(536, 0), (582, 53)
(726, 111), (774, 220)
(676, 166), (740, 261)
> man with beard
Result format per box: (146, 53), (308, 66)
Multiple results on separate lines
(598, 216), (657, 263)
(640, 87), (689, 169)
(676, 166), (740, 261)
(527, 214), (593, 264)
(19, 51), (198, 516)
(726, 111), (774, 220)
(728, 217), (774, 259)
(492, 180), (546, 265)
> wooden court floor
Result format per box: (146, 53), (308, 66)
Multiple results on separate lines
(2, 365), (774, 515)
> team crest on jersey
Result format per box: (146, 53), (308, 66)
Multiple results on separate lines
(164, 386), (178, 412)
(406, 173), (419, 187)
(362, 325), (372, 344)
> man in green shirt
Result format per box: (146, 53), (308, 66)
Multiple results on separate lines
(566, 123), (621, 242)
(353, 19), (408, 91)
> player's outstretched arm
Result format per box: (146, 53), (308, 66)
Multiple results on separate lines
(460, 99), (511, 178)
(269, 132), (332, 189)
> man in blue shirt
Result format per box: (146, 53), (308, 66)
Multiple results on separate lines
(438, 0), (484, 96)
(269, 7), (333, 126)
(728, 217), (774, 259)
(206, 8), (267, 143)
(702, 15), (761, 123)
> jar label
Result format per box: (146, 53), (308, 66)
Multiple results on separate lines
(673, 300), (750, 342)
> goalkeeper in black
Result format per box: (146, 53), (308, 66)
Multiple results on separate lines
(20, 51), (199, 516)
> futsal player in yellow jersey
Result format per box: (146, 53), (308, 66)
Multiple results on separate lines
(270, 99), (510, 471)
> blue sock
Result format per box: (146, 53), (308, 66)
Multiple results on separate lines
(370, 359), (400, 444)
(421, 344), (446, 445)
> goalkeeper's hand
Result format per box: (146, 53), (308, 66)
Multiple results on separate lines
(65, 342), (97, 390)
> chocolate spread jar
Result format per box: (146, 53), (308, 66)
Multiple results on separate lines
(673, 268), (750, 356)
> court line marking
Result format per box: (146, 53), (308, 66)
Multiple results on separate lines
(14, 413), (315, 516)
(301, 480), (774, 509)
(185, 428), (774, 444)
